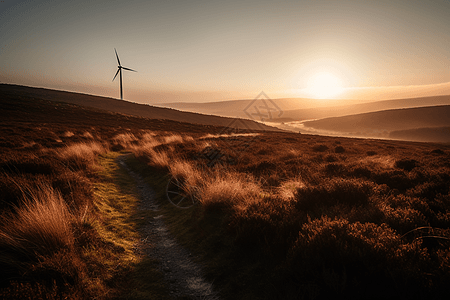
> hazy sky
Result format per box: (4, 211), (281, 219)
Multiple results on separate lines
(1, 0), (449, 103)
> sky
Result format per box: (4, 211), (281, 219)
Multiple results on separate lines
(1, 0), (449, 104)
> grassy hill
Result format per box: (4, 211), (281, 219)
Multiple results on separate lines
(162, 95), (450, 122)
(0, 84), (279, 132)
(390, 126), (450, 143)
(277, 95), (450, 122)
(302, 105), (450, 142)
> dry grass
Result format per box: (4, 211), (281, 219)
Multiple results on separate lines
(111, 133), (138, 150)
(57, 142), (107, 171)
(163, 134), (184, 144)
(0, 183), (74, 254)
(278, 178), (305, 200)
(3, 89), (450, 299)
(82, 131), (94, 139)
(62, 131), (74, 138)
(198, 172), (262, 212)
(0, 182), (86, 298)
(139, 132), (450, 299)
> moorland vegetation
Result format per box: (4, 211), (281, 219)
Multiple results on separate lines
(1, 91), (450, 299)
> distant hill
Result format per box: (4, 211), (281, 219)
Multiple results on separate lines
(162, 95), (450, 122)
(302, 105), (450, 142)
(160, 98), (363, 119)
(0, 84), (279, 132)
(278, 95), (450, 122)
(390, 127), (450, 143)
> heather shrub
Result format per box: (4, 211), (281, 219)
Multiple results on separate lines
(349, 165), (372, 179)
(294, 178), (373, 211)
(312, 144), (329, 152)
(231, 195), (303, 256)
(323, 162), (346, 176)
(430, 149), (445, 155)
(379, 205), (428, 233)
(395, 158), (418, 171)
(325, 154), (338, 162)
(334, 145), (345, 153)
(372, 169), (414, 190)
(287, 217), (429, 298)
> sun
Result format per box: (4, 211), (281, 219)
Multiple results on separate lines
(305, 71), (344, 99)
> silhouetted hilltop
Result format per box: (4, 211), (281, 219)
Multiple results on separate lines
(0, 84), (279, 132)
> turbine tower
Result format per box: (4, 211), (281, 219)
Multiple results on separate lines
(112, 48), (136, 100)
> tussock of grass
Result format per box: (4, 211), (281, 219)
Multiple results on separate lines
(163, 134), (184, 144)
(278, 178), (305, 200)
(82, 131), (94, 139)
(140, 147), (171, 170)
(57, 142), (107, 171)
(62, 131), (74, 137)
(0, 183), (86, 298)
(112, 132), (138, 145)
(0, 183), (74, 259)
(198, 172), (262, 212)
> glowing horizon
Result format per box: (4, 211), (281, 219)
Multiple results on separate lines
(1, 1), (449, 104)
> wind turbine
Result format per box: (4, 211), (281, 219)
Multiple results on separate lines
(112, 48), (136, 100)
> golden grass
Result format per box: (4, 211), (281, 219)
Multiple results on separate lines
(0, 183), (74, 258)
(133, 132), (450, 299)
(82, 131), (94, 139)
(112, 133), (138, 149)
(62, 131), (74, 137)
(278, 178), (306, 200)
(198, 172), (262, 211)
(0, 182), (80, 296)
(57, 142), (107, 171)
(163, 134), (184, 144)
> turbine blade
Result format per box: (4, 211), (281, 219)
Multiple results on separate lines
(114, 48), (121, 66)
(122, 67), (137, 72)
(112, 68), (120, 81)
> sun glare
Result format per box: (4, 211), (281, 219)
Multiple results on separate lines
(305, 72), (344, 99)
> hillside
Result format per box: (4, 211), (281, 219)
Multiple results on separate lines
(277, 95), (450, 122)
(161, 98), (363, 119)
(2, 83), (450, 299)
(390, 127), (450, 143)
(0, 84), (279, 132)
(162, 95), (450, 122)
(302, 105), (450, 142)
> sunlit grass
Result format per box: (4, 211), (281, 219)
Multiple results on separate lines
(133, 132), (450, 299)
(0, 182), (74, 259)
(57, 142), (108, 171)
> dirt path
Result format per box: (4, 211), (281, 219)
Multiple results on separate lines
(117, 154), (218, 299)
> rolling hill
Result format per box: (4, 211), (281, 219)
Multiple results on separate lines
(162, 95), (450, 122)
(302, 105), (450, 142)
(0, 84), (279, 132)
(160, 98), (363, 119)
